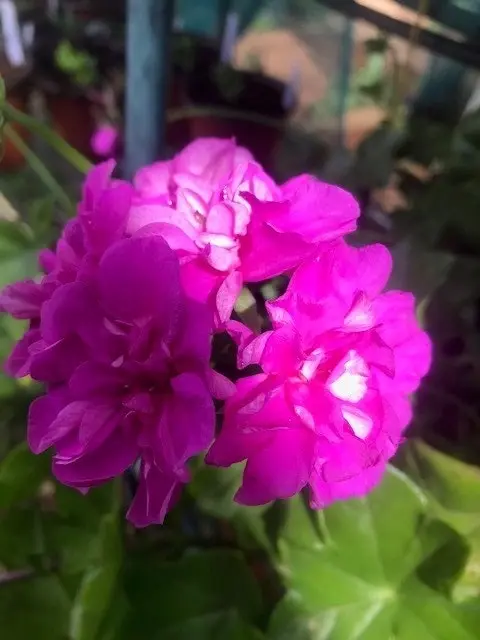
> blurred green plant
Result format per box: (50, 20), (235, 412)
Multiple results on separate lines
(2, 437), (480, 639)
(308, 32), (405, 127)
(0, 76), (92, 185)
(54, 40), (98, 88)
(270, 467), (478, 639)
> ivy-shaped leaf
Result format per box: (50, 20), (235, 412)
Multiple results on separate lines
(274, 467), (476, 639)
(400, 440), (480, 601)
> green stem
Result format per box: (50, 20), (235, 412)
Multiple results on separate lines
(4, 123), (74, 214)
(3, 102), (92, 174)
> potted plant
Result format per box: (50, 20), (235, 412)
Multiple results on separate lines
(29, 19), (100, 158)
(45, 38), (99, 157)
(83, 33), (222, 158)
(83, 31), (293, 166)
(184, 59), (292, 170)
(0, 59), (31, 172)
(166, 34), (220, 150)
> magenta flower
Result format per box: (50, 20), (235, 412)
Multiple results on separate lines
(133, 137), (254, 200)
(207, 241), (431, 507)
(0, 161), (227, 526)
(91, 124), (119, 158)
(28, 235), (217, 526)
(0, 161), (132, 379)
(0, 141), (430, 525)
(129, 138), (360, 325)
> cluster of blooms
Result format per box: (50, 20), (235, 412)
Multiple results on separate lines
(0, 138), (431, 526)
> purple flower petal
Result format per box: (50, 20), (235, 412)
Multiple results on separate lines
(0, 280), (48, 319)
(99, 234), (181, 324)
(28, 387), (71, 453)
(53, 427), (138, 486)
(127, 460), (181, 527)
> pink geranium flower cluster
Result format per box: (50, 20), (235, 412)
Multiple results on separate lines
(0, 138), (431, 526)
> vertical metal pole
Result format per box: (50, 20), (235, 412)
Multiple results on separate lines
(337, 14), (353, 150)
(124, 0), (175, 179)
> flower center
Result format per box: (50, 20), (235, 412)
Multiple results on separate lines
(299, 348), (325, 381)
(196, 192), (252, 273)
(177, 166), (275, 273)
(326, 350), (373, 440)
(344, 292), (375, 331)
(327, 350), (369, 403)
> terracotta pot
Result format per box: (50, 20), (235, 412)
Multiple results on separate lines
(46, 94), (96, 158)
(186, 68), (290, 170)
(0, 93), (31, 172)
(167, 36), (218, 152)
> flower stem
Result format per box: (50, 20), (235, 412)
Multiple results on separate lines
(3, 102), (92, 174)
(4, 123), (74, 214)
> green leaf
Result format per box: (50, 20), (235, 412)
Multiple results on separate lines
(191, 463), (250, 519)
(0, 443), (50, 509)
(161, 610), (264, 640)
(0, 314), (28, 409)
(69, 510), (123, 640)
(0, 214), (40, 288)
(26, 195), (61, 243)
(55, 482), (119, 529)
(399, 116), (453, 167)
(0, 506), (41, 568)
(0, 478), (122, 640)
(0, 249), (39, 288)
(400, 440), (480, 519)
(54, 40), (98, 87)
(124, 549), (262, 639)
(95, 588), (129, 640)
(458, 598), (480, 631)
(0, 75), (5, 105)
(0, 218), (35, 258)
(355, 52), (386, 91)
(396, 579), (479, 639)
(0, 576), (70, 639)
(268, 593), (315, 640)
(399, 440), (480, 601)
(279, 467), (476, 639)
(38, 483), (120, 586)
(190, 463), (271, 551)
(235, 287), (262, 333)
(0, 205), (41, 289)
(3, 101), (92, 174)
(455, 108), (480, 152)
(4, 123), (74, 214)
(0, 312), (27, 346)
(347, 124), (400, 190)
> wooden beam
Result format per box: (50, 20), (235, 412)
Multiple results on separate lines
(316, 0), (480, 70)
